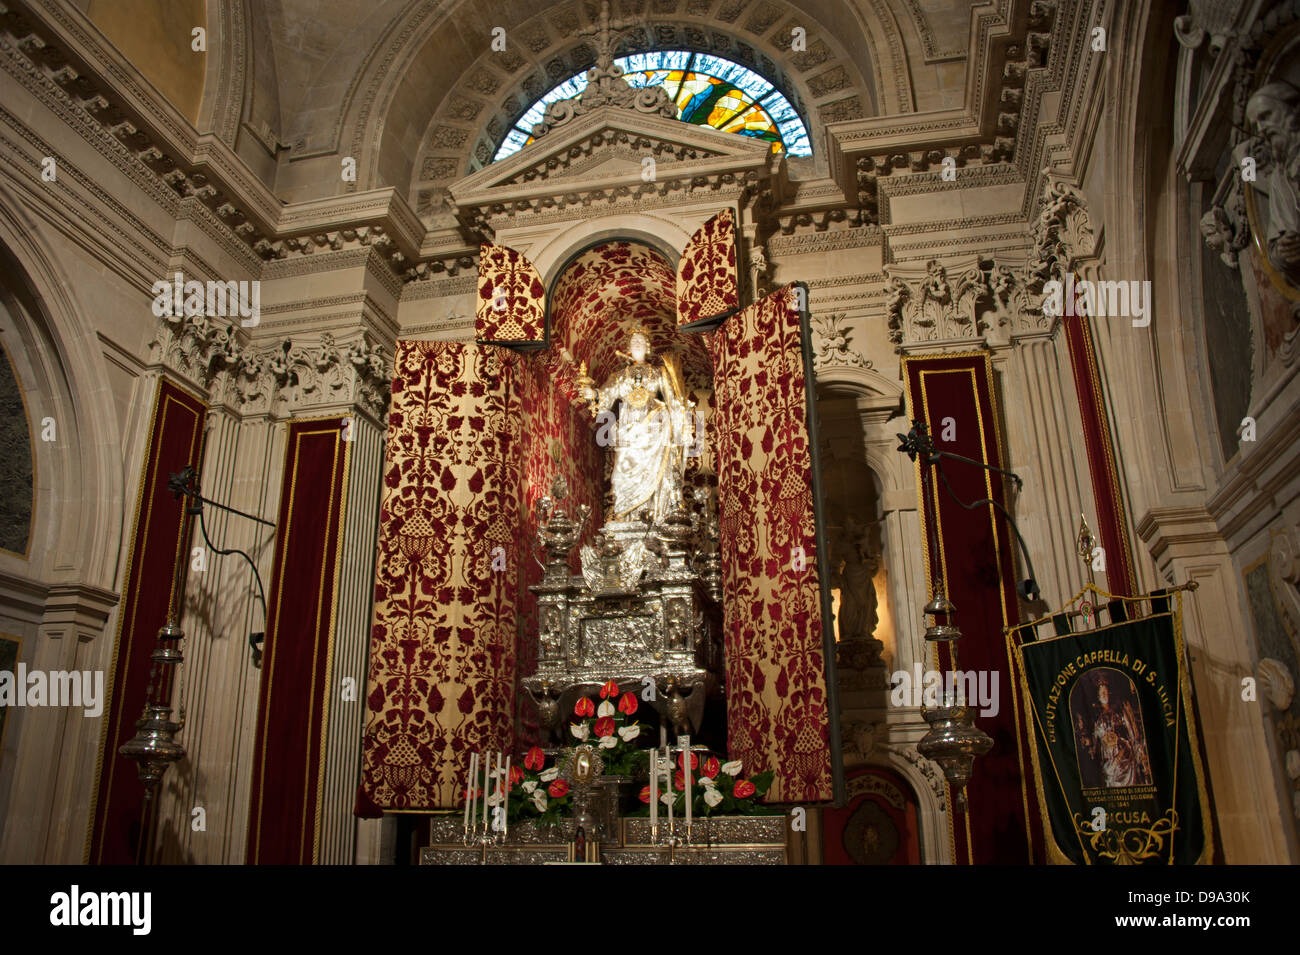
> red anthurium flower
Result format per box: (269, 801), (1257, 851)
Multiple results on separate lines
(599, 679), (620, 699)
(677, 751), (699, 771)
(509, 765), (525, 786)
(593, 716), (616, 738)
(524, 746), (545, 770)
(548, 779), (570, 798)
(702, 756), (720, 779)
(674, 770), (692, 791)
(618, 692), (638, 715)
(638, 785), (652, 804)
(733, 779), (757, 799)
(574, 696), (595, 717)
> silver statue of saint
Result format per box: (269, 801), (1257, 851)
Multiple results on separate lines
(577, 328), (695, 525)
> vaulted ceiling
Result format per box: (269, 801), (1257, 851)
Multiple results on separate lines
(79, 0), (1061, 222)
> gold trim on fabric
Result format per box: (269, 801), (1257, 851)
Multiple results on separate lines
(85, 379), (204, 864)
(1008, 587), (1215, 865)
(1075, 318), (1138, 595)
(900, 350), (1034, 863)
(248, 419), (347, 865)
(313, 424), (351, 864)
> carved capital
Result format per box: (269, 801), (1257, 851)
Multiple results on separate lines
(884, 256), (1044, 346)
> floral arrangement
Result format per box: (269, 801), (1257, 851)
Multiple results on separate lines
(637, 753), (775, 817)
(566, 680), (646, 776)
(499, 681), (644, 827)
(480, 681), (773, 827)
(506, 745), (571, 828)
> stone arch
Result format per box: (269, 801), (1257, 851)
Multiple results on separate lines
(195, 0), (248, 145)
(0, 187), (123, 592)
(386, 0), (882, 222)
(877, 748), (947, 863)
(527, 213), (694, 284)
(813, 364), (905, 492)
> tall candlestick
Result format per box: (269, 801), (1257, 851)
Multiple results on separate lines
(681, 734), (692, 834)
(649, 749), (658, 833)
(660, 724), (667, 749)
(502, 755), (511, 839)
(467, 752), (479, 834)
(482, 749), (492, 832)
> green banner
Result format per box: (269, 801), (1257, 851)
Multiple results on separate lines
(1012, 610), (1213, 864)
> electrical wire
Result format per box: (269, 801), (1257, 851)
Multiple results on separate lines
(194, 499), (268, 622)
(931, 457), (1041, 601)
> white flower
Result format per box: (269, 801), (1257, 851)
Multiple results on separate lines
(597, 700), (615, 718)
(539, 766), (559, 782)
(701, 775), (718, 790)
(660, 791), (675, 806)
(597, 735), (617, 749)
(617, 724), (640, 742)
(521, 780), (537, 794)
(486, 791), (504, 806)
(531, 790), (548, 812)
(721, 760), (743, 777)
(703, 787), (723, 808)
(570, 722), (590, 741)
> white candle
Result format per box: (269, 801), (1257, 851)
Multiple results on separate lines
(495, 751), (504, 836)
(664, 745), (673, 833)
(467, 752), (479, 833)
(649, 750), (658, 833)
(463, 752), (473, 833)
(482, 750), (492, 831)
(681, 734), (692, 831)
(502, 755), (511, 838)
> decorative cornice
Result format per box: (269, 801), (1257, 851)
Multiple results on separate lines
(147, 313), (392, 422)
(767, 226), (883, 256)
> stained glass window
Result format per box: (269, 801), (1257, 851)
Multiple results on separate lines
(492, 50), (812, 162)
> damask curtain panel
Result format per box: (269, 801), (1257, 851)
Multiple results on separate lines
(476, 243), (547, 345)
(362, 242), (841, 812)
(677, 208), (739, 327)
(361, 341), (523, 811)
(706, 283), (840, 802)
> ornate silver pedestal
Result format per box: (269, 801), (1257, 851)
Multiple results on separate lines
(523, 483), (722, 739)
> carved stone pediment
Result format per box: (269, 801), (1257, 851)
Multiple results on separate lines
(448, 106), (780, 227)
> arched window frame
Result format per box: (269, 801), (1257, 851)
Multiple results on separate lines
(492, 49), (813, 162)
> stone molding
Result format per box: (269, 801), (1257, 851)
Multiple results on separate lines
(147, 313), (392, 423)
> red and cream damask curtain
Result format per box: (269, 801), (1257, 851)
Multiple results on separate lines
(677, 209), (739, 327)
(706, 284), (839, 802)
(360, 341), (522, 810)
